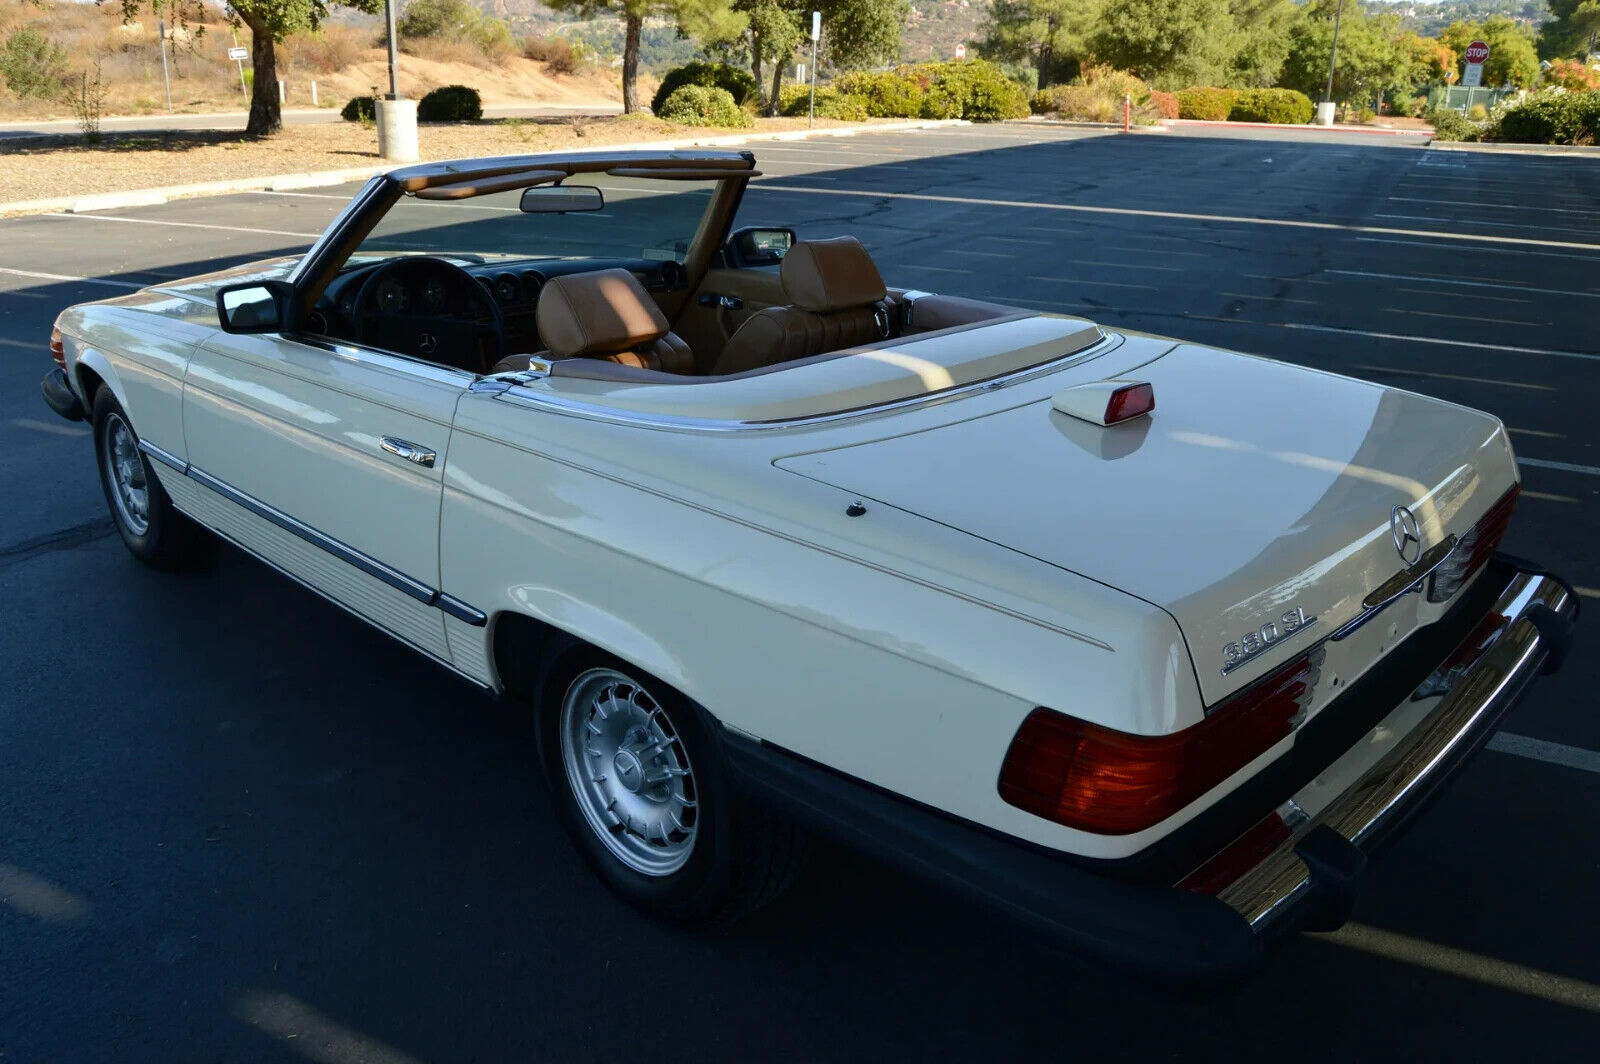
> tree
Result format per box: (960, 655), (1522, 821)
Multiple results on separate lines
(544, 1), (747, 113)
(110, 1), (379, 136)
(1539, 0), (1600, 61)
(1226, 0), (1300, 88)
(976, 0), (1087, 90)
(1440, 17), (1540, 88)
(1280, 1), (1412, 108)
(727, 0), (906, 114)
(1087, 0), (1236, 90)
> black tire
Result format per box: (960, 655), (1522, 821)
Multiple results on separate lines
(91, 387), (208, 569)
(538, 646), (809, 925)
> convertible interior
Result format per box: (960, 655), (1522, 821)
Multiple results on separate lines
(302, 152), (1025, 385)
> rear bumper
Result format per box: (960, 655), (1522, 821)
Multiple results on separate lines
(41, 368), (85, 422)
(723, 561), (1576, 986)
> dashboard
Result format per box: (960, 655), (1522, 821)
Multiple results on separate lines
(312, 255), (689, 357)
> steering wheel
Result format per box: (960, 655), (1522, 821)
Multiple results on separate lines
(353, 256), (503, 373)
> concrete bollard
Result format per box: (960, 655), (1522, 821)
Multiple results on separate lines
(1314, 101), (1335, 127)
(376, 97), (419, 162)
(311, 81), (318, 107)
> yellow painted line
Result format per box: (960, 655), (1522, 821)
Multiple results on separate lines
(1318, 922), (1600, 1013)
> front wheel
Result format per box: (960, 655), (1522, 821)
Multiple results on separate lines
(92, 388), (207, 568)
(541, 650), (808, 924)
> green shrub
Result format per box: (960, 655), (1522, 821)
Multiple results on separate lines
(911, 60), (1029, 122)
(1466, 103), (1487, 121)
(1149, 90), (1179, 120)
(340, 95), (377, 122)
(0, 28), (68, 100)
(1425, 107), (1479, 141)
(1175, 86), (1236, 121)
(658, 84), (753, 127)
(834, 70), (923, 117)
(774, 84), (868, 121)
(417, 84), (483, 122)
(1229, 88), (1313, 124)
(1494, 89), (1600, 144)
(777, 83), (814, 116)
(651, 61), (758, 116)
(1078, 64), (1150, 107)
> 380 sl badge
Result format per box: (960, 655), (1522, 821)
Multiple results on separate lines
(1221, 606), (1317, 675)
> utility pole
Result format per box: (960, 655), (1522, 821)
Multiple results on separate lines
(1317, 0), (1346, 126)
(376, 0), (418, 161)
(384, 0), (401, 100)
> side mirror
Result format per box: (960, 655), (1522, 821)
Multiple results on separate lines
(519, 184), (605, 213)
(726, 227), (796, 268)
(215, 280), (294, 334)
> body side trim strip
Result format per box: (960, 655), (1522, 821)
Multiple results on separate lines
(177, 461), (487, 626)
(137, 439), (189, 475)
(190, 516), (495, 694)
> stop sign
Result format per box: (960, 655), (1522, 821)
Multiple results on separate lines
(1464, 41), (1490, 64)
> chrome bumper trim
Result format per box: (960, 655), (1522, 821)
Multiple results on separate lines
(1215, 569), (1575, 929)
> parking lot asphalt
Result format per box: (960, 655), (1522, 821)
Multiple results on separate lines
(2, 123), (1597, 1062)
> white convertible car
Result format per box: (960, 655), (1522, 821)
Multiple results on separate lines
(41, 149), (1576, 983)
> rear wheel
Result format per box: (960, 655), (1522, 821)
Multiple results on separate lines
(541, 649), (808, 924)
(91, 388), (207, 568)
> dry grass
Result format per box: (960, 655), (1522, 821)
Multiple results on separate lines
(402, 35), (515, 71)
(280, 24), (370, 79)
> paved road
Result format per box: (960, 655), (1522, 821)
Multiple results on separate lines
(0, 102), (623, 140)
(2, 124), (1597, 1062)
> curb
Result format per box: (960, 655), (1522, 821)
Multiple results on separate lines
(0, 119), (966, 218)
(1428, 140), (1600, 158)
(1165, 118), (1431, 137)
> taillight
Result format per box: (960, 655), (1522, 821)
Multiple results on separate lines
(50, 327), (65, 368)
(1103, 382), (1154, 424)
(997, 652), (1319, 835)
(1427, 484), (1519, 603)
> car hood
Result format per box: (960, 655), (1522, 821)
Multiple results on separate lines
(776, 343), (1518, 704)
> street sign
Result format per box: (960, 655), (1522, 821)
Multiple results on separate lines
(955, 44), (966, 60)
(228, 46), (248, 61)
(1462, 63), (1484, 87)
(1463, 41), (1490, 65)
(811, 11), (820, 41)
(1462, 40), (1488, 88)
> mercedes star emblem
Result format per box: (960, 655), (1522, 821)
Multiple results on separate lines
(1391, 504), (1423, 567)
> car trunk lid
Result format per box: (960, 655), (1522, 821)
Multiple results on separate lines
(777, 343), (1516, 706)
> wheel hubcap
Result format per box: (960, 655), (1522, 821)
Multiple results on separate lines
(103, 414), (150, 535)
(559, 668), (698, 877)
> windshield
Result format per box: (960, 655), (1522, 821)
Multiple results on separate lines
(354, 174), (719, 265)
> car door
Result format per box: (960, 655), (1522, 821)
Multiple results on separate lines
(179, 330), (472, 662)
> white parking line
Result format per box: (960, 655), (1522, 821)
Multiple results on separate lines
(748, 183), (1600, 252)
(0, 266), (144, 290)
(1387, 196), (1600, 217)
(1576, 587), (1600, 600)
(1355, 236), (1600, 261)
(1376, 213), (1600, 238)
(40, 212), (321, 240)
(1274, 321), (1600, 362)
(1327, 269), (1600, 300)
(1489, 733), (1600, 775)
(1352, 365), (1553, 391)
(11, 417), (88, 438)
(1518, 457), (1600, 476)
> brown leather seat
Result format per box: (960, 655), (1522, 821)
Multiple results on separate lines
(711, 237), (889, 376)
(490, 268), (694, 376)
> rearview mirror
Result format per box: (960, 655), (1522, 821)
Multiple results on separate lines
(215, 280), (293, 334)
(726, 227), (796, 268)
(519, 184), (605, 213)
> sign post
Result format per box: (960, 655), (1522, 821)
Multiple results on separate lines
(1462, 40), (1489, 111)
(158, 20), (173, 113)
(228, 44), (249, 101)
(808, 11), (820, 129)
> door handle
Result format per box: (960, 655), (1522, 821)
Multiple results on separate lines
(380, 436), (436, 468)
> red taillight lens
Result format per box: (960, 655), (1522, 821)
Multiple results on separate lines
(50, 327), (65, 368)
(997, 654), (1318, 835)
(1104, 382), (1155, 424)
(1427, 484), (1519, 603)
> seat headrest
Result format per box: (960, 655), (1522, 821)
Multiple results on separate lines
(536, 268), (669, 357)
(780, 237), (886, 313)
